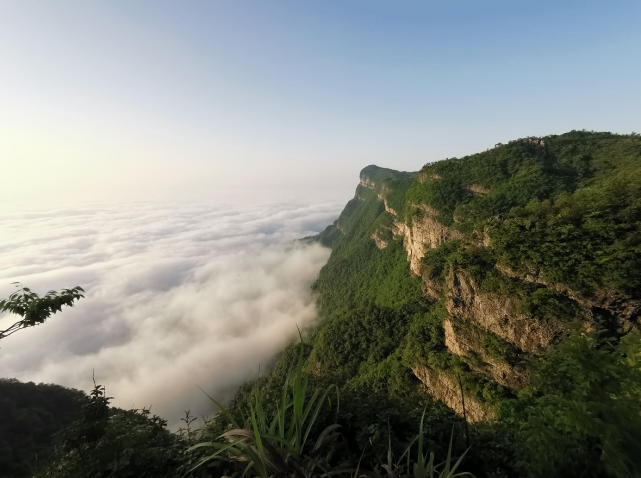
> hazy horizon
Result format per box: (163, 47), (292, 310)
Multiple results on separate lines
(2, 1), (640, 208)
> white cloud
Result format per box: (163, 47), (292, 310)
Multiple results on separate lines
(0, 200), (341, 427)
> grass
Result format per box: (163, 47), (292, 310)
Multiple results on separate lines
(188, 335), (341, 478)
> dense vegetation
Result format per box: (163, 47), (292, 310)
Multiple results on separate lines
(0, 379), (86, 478)
(406, 131), (641, 295)
(3, 131), (640, 477)
(237, 130), (641, 477)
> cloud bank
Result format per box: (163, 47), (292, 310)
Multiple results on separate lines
(0, 200), (341, 426)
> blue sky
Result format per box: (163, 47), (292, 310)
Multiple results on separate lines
(1, 0), (639, 206)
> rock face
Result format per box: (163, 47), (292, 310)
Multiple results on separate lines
(361, 167), (634, 422)
(468, 184), (489, 195)
(443, 318), (531, 390)
(371, 232), (388, 249)
(445, 269), (562, 353)
(412, 365), (495, 422)
(497, 264), (641, 333)
(392, 201), (565, 419)
(395, 205), (462, 276)
(324, 141), (641, 424)
(418, 172), (441, 183)
(360, 176), (376, 189)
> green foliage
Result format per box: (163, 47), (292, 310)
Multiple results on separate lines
(312, 189), (424, 319)
(344, 351), (422, 400)
(412, 420), (473, 478)
(402, 302), (448, 369)
(420, 241), (462, 283)
(404, 131), (641, 296)
(190, 340), (341, 478)
(479, 332), (520, 367)
(0, 283), (84, 340)
(317, 221), (343, 248)
(34, 380), (194, 478)
(0, 379), (86, 478)
(489, 170), (641, 294)
(500, 330), (641, 478)
(309, 305), (421, 380)
(421, 241), (581, 325)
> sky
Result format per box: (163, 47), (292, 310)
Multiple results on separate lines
(0, 0), (640, 426)
(1, 0), (640, 207)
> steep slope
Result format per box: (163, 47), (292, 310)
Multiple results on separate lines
(310, 130), (641, 421)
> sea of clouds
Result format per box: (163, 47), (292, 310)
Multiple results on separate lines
(0, 200), (342, 427)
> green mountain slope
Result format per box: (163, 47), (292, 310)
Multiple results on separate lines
(218, 130), (641, 478)
(311, 130), (640, 408)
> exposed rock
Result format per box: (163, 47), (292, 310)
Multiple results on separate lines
(495, 263), (547, 286)
(417, 204), (440, 217)
(384, 202), (397, 215)
(377, 192), (398, 215)
(578, 291), (641, 332)
(482, 229), (491, 247)
(418, 172), (442, 183)
(421, 276), (443, 300)
(445, 269), (563, 353)
(397, 204), (463, 276)
(496, 264), (641, 332)
(468, 184), (489, 195)
(371, 232), (388, 249)
(412, 365), (495, 422)
(360, 176), (376, 189)
(468, 228), (491, 247)
(443, 318), (530, 390)
(523, 137), (545, 146)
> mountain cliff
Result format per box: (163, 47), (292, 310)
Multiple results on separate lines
(311, 130), (641, 420)
(207, 130), (641, 478)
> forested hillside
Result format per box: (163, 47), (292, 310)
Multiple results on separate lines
(221, 130), (641, 477)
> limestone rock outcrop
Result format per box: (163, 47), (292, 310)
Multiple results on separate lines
(445, 269), (562, 353)
(371, 232), (388, 250)
(443, 318), (530, 390)
(394, 205), (462, 276)
(412, 365), (495, 422)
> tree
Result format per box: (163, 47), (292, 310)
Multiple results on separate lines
(34, 378), (195, 478)
(0, 283), (84, 341)
(501, 329), (641, 478)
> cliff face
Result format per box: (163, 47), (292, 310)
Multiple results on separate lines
(445, 270), (562, 354)
(314, 132), (641, 422)
(412, 365), (494, 422)
(394, 205), (463, 276)
(362, 169), (559, 416)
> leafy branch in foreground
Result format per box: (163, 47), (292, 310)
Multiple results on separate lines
(0, 283), (84, 340)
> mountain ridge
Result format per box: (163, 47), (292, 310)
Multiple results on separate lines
(310, 129), (641, 419)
